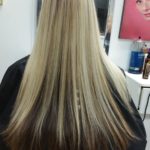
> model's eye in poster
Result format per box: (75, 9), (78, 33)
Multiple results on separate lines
(119, 0), (150, 41)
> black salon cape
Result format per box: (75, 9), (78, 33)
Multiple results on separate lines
(0, 56), (147, 150)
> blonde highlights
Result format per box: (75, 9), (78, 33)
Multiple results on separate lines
(4, 0), (136, 149)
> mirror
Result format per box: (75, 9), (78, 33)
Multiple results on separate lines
(95, 0), (115, 55)
(37, 0), (42, 24)
(95, 0), (109, 35)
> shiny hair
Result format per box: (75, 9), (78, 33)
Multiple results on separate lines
(3, 0), (136, 149)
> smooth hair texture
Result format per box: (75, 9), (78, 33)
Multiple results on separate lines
(3, 0), (136, 149)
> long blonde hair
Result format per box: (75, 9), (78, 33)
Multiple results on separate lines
(3, 0), (136, 149)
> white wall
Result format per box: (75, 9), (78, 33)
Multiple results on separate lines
(0, 0), (36, 81)
(109, 0), (150, 70)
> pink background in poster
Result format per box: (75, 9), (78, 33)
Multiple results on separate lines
(119, 0), (150, 41)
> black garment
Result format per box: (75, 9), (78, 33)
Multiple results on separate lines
(0, 56), (29, 150)
(0, 56), (147, 150)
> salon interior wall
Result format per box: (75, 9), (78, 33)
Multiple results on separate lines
(0, 0), (36, 81)
(108, 0), (150, 70)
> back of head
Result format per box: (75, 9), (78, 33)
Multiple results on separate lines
(4, 0), (136, 150)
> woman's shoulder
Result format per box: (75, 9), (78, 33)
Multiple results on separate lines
(0, 55), (30, 87)
(7, 55), (30, 73)
(0, 55), (30, 89)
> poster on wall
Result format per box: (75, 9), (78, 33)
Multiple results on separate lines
(119, 0), (150, 41)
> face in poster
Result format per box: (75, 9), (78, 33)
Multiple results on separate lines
(119, 0), (150, 41)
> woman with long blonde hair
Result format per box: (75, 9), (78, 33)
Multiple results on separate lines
(0, 0), (147, 149)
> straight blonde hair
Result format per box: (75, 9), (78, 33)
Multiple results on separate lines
(3, 0), (136, 149)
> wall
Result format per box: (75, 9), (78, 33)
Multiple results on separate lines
(0, 0), (36, 81)
(109, 0), (150, 70)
